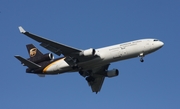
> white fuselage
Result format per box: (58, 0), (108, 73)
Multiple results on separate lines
(43, 38), (164, 74)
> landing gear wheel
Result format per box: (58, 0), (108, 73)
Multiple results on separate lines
(86, 76), (95, 82)
(139, 53), (144, 62)
(140, 58), (144, 62)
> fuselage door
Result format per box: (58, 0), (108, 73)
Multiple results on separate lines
(145, 40), (152, 54)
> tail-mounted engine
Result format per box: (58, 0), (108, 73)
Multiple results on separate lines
(28, 53), (54, 63)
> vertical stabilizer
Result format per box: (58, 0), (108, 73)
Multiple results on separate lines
(26, 44), (43, 58)
(26, 44), (45, 63)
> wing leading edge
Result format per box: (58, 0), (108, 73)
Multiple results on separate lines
(18, 26), (82, 56)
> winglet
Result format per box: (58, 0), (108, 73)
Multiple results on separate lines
(18, 26), (26, 33)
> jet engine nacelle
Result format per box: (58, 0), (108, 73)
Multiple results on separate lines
(42, 53), (54, 61)
(106, 69), (119, 78)
(29, 53), (54, 63)
(80, 48), (96, 57)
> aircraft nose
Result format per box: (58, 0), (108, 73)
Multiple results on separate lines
(159, 41), (164, 47)
(150, 39), (164, 52)
(155, 41), (164, 49)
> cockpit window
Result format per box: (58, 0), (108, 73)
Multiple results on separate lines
(154, 39), (159, 41)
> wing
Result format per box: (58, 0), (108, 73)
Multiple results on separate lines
(88, 64), (109, 93)
(18, 26), (82, 56)
(90, 76), (105, 93)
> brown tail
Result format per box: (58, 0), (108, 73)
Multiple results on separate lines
(26, 44), (43, 58)
(26, 44), (54, 64)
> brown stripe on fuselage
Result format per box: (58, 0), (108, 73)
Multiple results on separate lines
(43, 57), (65, 73)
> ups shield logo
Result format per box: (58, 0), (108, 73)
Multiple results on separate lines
(30, 48), (37, 57)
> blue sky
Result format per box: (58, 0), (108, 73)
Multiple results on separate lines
(0, 0), (179, 108)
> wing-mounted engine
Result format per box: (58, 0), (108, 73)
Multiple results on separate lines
(105, 69), (119, 78)
(28, 53), (54, 63)
(79, 48), (96, 57)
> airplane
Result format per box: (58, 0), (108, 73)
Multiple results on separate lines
(15, 26), (164, 93)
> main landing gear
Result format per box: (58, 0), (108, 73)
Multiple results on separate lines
(70, 57), (95, 84)
(79, 70), (95, 84)
(139, 53), (144, 62)
(86, 76), (95, 85)
(86, 76), (95, 83)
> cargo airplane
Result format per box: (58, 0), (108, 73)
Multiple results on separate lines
(15, 26), (164, 93)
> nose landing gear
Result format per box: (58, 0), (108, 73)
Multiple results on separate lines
(140, 58), (144, 62)
(139, 53), (144, 62)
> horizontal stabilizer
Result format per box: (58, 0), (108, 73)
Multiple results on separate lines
(14, 55), (41, 69)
